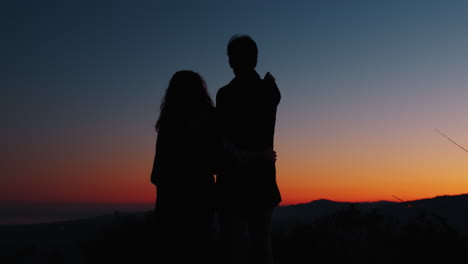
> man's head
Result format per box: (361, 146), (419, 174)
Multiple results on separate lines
(227, 35), (258, 72)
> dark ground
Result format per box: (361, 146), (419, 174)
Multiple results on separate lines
(2, 195), (468, 264)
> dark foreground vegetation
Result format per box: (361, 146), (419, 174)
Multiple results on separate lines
(273, 205), (467, 263)
(2, 205), (467, 264)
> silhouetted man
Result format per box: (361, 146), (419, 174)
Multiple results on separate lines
(216, 35), (281, 264)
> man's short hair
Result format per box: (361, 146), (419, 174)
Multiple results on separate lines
(227, 35), (258, 70)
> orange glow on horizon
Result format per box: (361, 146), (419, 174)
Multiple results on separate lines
(3, 93), (467, 207)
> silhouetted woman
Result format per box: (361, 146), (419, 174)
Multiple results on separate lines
(150, 70), (217, 263)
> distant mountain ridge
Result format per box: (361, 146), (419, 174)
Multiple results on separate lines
(274, 199), (395, 222)
(272, 199), (395, 230)
(273, 194), (468, 234)
(379, 194), (468, 234)
(1, 194), (467, 250)
(2, 194), (466, 263)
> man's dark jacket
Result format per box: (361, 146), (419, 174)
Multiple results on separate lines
(216, 71), (281, 208)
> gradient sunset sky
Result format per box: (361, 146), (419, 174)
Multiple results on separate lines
(2, 0), (467, 209)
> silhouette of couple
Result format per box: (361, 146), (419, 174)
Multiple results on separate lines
(150, 35), (281, 264)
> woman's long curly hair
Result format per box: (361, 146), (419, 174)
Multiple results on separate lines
(155, 70), (214, 131)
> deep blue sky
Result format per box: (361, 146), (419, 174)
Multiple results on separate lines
(2, 0), (468, 206)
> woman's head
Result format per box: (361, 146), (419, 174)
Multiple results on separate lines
(156, 70), (213, 131)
